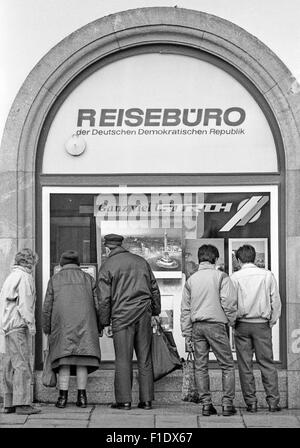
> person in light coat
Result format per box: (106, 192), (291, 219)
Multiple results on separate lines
(230, 244), (282, 413)
(181, 244), (238, 417)
(0, 248), (40, 415)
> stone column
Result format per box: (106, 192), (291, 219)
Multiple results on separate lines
(286, 170), (300, 408)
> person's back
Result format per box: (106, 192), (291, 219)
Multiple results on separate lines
(230, 244), (281, 413)
(0, 248), (40, 415)
(0, 266), (35, 335)
(185, 264), (235, 325)
(46, 265), (100, 359)
(99, 244), (160, 333)
(180, 244), (237, 417)
(98, 233), (161, 411)
(105, 248), (155, 291)
(42, 250), (101, 409)
(231, 264), (281, 324)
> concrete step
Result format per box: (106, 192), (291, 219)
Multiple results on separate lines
(34, 369), (288, 408)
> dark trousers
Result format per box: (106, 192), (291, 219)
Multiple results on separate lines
(192, 321), (235, 405)
(234, 321), (280, 406)
(113, 310), (154, 403)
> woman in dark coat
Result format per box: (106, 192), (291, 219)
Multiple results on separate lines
(42, 250), (101, 408)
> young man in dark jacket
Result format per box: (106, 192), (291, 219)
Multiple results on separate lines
(181, 244), (237, 416)
(98, 233), (161, 410)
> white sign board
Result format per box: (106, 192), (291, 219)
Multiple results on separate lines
(42, 53), (278, 174)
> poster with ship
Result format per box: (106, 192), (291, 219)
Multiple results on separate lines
(99, 221), (183, 278)
(228, 238), (268, 274)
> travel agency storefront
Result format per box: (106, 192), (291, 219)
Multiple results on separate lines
(1, 7), (300, 406)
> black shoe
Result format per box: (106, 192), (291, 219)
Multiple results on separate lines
(268, 404), (281, 412)
(246, 403), (258, 413)
(76, 389), (87, 408)
(138, 401), (152, 410)
(55, 390), (68, 408)
(3, 406), (16, 414)
(222, 404), (237, 416)
(110, 402), (131, 410)
(202, 404), (218, 417)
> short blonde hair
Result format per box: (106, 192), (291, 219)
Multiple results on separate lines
(15, 248), (39, 268)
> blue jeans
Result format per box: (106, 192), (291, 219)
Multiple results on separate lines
(3, 328), (32, 407)
(192, 321), (235, 405)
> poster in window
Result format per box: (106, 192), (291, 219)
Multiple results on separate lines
(99, 221), (183, 277)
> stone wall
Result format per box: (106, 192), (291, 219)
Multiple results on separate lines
(0, 354), (3, 403)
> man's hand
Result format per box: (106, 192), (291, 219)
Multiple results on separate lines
(104, 325), (113, 338)
(151, 316), (160, 334)
(151, 315), (160, 326)
(185, 336), (194, 352)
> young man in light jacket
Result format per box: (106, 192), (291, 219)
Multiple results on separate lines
(0, 248), (41, 415)
(181, 244), (238, 417)
(230, 244), (281, 413)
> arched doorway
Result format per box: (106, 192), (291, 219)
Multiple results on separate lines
(1, 7), (299, 406)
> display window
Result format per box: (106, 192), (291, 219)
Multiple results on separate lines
(43, 185), (279, 360)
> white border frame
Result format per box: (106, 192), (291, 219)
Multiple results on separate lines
(42, 185), (279, 358)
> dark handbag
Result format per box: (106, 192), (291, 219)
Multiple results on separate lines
(181, 352), (200, 403)
(42, 342), (57, 388)
(151, 323), (182, 381)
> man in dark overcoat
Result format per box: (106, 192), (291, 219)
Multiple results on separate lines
(98, 233), (161, 410)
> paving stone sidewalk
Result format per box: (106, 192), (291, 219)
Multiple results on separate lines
(1, 402), (300, 428)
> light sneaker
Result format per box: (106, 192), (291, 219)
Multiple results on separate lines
(15, 405), (41, 415)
